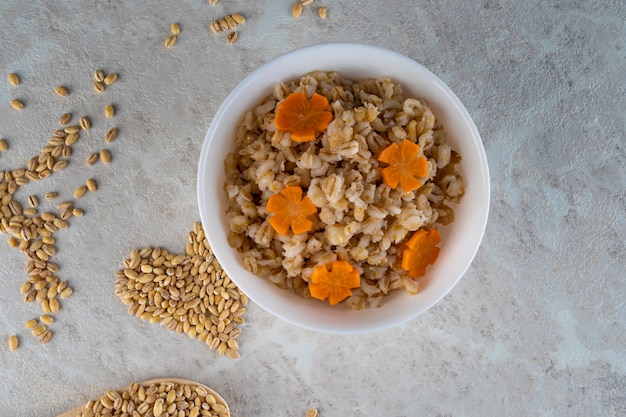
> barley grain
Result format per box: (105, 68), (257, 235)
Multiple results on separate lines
(25, 319), (38, 329)
(104, 104), (115, 118)
(8, 335), (18, 351)
(10, 100), (24, 110)
(306, 408), (318, 417)
(292, 2), (303, 18)
(8, 73), (20, 86)
(86, 153), (98, 166)
(104, 73), (117, 85)
(93, 81), (105, 92)
(72, 208), (83, 217)
(86, 178), (97, 192)
(301, 0), (314, 5)
(0, 139), (7, 151)
(49, 298), (59, 313)
(100, 149), (111, 164)
(55, 86), (69, 97)
(164, 35), (177, 48)
(318, 6), (327, 18)
(59, 113), (72, 125)
(80, 116), (92, 131)
(45, 191), (58, 200)
(74, 185), (88, 198)
(231, 13), (245, 24)
(171, 23), (180, 35)
(94, 70), (105, 82)
(226, 32), (238, 44)
(105, 128), (117, 143)
(40, 315), (54, 324)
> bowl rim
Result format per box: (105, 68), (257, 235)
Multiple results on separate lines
(197, 42), (490, 334)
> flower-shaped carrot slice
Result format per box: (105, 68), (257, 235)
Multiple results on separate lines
(274, 91), (333, 142)
(377, 139), (428, 192)
(309, 260), (360, 305)
(401, 227), (441, 278)
(266, 186), (318, 235)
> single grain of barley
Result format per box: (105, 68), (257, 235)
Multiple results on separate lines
(8, 73), (20, 86)
(74, 185), (88, 198)
(104, 104), (115, 118)
(80, 116), (91, 131)
(171, 23), (180, 35)
(86, 153), (98, 166)
(59, 113), (71, 125)
(86, 178), (97, 192)
(292, 2), (303, 18)
(10, 100), (24, 110)
(164, 35), (177, 48)
(0, 139), (7, 151)
(55, 86), (69, 97)
(8, 335), (18, 351)
(100, 149), (111, 164)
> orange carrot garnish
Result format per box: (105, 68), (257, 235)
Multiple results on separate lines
(274, 91), (333, 142)
(266, 186), (318, 235)
(401, 227), (441, 278)
(309, 260), (360, 305)
(377, 139), (428, 192)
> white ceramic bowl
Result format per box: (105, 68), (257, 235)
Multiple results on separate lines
(198, 43), (490, 334)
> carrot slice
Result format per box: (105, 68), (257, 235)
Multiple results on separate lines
(274, 91), (333, 142)
(401, 227), (441, 278)
(309, 260), (360, 305)
(377, 139), (428, 192)
(266, 186), (318, 235)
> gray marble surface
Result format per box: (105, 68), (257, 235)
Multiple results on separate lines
(1, 1), (624, 416)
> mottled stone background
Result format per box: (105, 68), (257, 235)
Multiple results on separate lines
(0, 1), (624, 416)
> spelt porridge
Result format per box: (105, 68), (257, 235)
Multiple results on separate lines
(224, 71), (464, 309)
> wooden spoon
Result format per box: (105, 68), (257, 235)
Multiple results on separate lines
(57, 377), (229, 417)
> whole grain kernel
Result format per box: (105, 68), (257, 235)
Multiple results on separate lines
(60, 287), (73, 299)
(65, 125), (79, 134)
(318, 6), (327, 18)
(45, 192), (58, 200)
(226, 32), (237, 44)
(104, 73), (117, 85)
(94, 70), (105, 82)
(292, 2), (303, 18)
(171, 23), (180, 35)
(8, 335), (18, 351)
(102, 129), (117, 145)
(58, 113), (71, 125)
(7, 237), (19, 248)
(25, 319), (38, 329)
(93, 81), (105, 92)
(52, 160), (67, 172)
(72, 208), (83, 217)
(80, 116), (91, 131)
(10, 100), (24, 110)
(74, 185), (88, 198)
(39, 330), (52, 344)
(231, 13), (245, 24)
(104, 104), (115, 118)
(40, 315), (54, 325)
(8, 73), (20, 86)
(65, 133), (78, 145)
(86, 178), (97, 192)
(0, 139), (7, 151)
(226, 31), (238, 44)
(164, 35), (177, 48)
(23, 207), (37, 216)
(55, 86), (69, 97)
(86, 152), (98, 166)
(100, 149), (111, 164)
(306, 408), (318, 417)
(225, 15), (237, 29)
(49, 298), (59, 313)
(210, 21), (221, 34)
(218, 18), (229, 31)
(28, 195), (39, 207)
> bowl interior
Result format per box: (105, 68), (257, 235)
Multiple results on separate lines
(198, 43), (490, 334)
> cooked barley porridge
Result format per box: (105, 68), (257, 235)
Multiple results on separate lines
(224, 71), (464, 309)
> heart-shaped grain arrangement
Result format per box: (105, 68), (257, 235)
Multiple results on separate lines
(114, 222), (246, 359)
